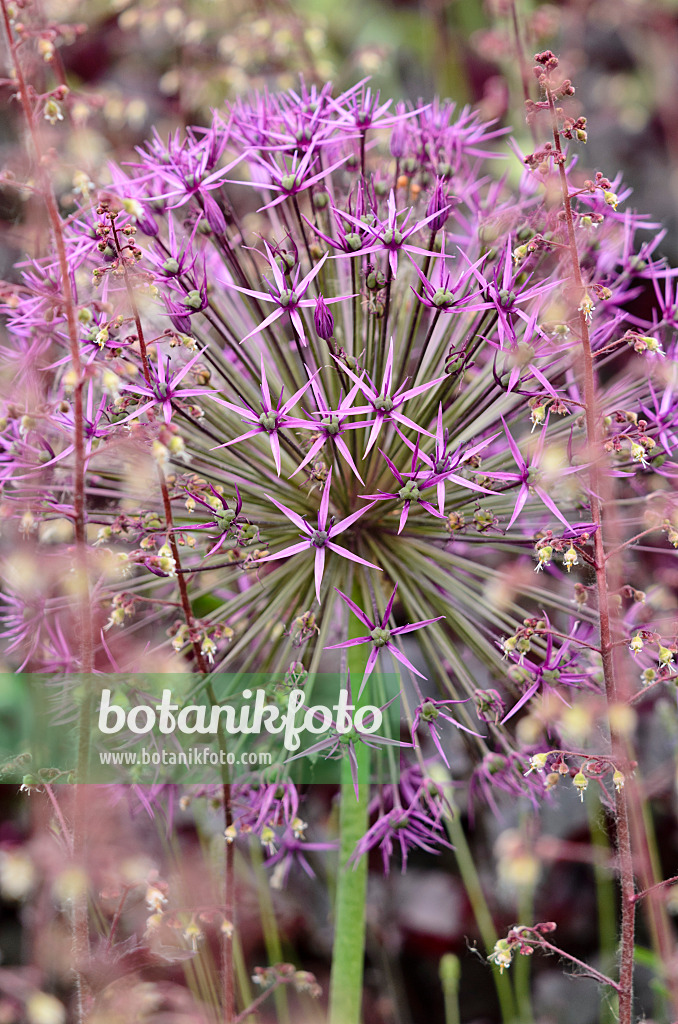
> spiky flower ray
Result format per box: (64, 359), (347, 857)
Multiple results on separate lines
(3, 73), (677, 819)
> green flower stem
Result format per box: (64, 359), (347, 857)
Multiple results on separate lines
(328, 580), (370, 1024)
(444, 802), (518, 1024)
(233, 929), (256, 1023)
(514, 886), (534, 1024)
(439, 954), (461, 1024)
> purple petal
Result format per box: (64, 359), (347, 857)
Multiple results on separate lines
(506, 484), (529, 529)
(331, 499), (378, 536)
(256, 540), (311, 563)
(240, 307), (284, 344)
(333, 587), (375, 630)
(391, 615), (445, 635)
(297, 251), (329, 296)
(363, 417), (384, 458)
(500, 416), (525, 469)
(398, 374), (447, 402)
(418, 500), (447, 519)
(314, 546), (326, 603)
(318, 465), (332, 529)
(382, 584), (398, 626)
(385, 642), (427, 679)
(325, 542), (381, 571)
(269, 431), (282, 476)
(382, 337), (394, 394)
(259, 353), (271, 408)
(325, 636), (372, 650)
(210, 427), (261, 451)
(529, 363), (559, 400)
(289, 436), (325, 478)
(356, 646), (381, 698)
(334, 437), (365, 484)
(534, 485), (572, 529)
(501, 677), (541, 723)
(265, 494), (309, 532)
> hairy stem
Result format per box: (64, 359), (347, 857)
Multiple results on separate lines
(109, 215), (239, 1019)
(0, 9), (96, 1019)
(544, 80), (637, 1024)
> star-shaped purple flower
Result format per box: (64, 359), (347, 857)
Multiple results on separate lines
(331, 189), (452, 278)
(285, 675), (408, 798)
(325, 583), (444, 694)
(231, 142), (354, 213)
(412, 697), (482, 768)
(256, 466), (380, 602)
(361, 449), (449, 534)
(501, 615), (598, 722)
(184, 483), (249, 558)
(332, 337), (445, 457)
(398, 404), (498, 513)
(119, 347), (214, 425)
(209, 355), (318, 475)
(224, 244), (351, 347)
(462, 239), (559, 348)
(288, 374), (368, 483)
(482, 417), (580, 530)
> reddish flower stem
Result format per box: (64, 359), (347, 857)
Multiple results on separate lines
(604, 527), (661, 562)
(43, 784), (73, 854)
(0, 8), (96, 1020)
(544, 71), (678, 1020)
(233, 978), (284, 1023)
(527, 937), (620, 992)
(0, 1), (93, 671)
(105, 885), (132, 952)
(533, 628), (601, 653)
(109, 216), (235, 1022)
(630, 873), (678, 905)
(543, 80), (637, 1024)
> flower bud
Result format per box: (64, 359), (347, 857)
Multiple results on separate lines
(157, 543), (177, 577)
(473, 688), (504, 723)
(530, 404), (546, 431)
(314, 294), (334, 340)
(203, 194), (227, 234)
(641, 668), (656, 687)
(578, 294), (595, 322)
(426, 178), (452, 233)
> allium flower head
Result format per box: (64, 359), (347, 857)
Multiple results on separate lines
(3, 65), (677, 864)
